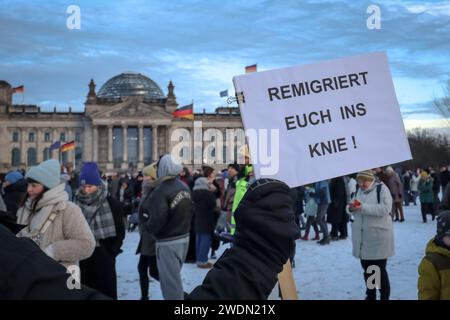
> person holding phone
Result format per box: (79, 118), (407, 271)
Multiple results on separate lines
(347, 170), (394, 300)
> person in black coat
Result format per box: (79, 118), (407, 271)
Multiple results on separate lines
(2, 171), (27, 218)
(440, 166), (450, 195)
(192, 177), (218, 268)
(202, 166), (222, 259)
(327, 176), (348, 240)
(0, 193), (109, 300)
(117, 181), (134, 217)
(188, 178), (301, 299)
(1, 179), (299, 300)
(76, 162), (125, 300)
(135, 163), (159, 300)
(429, 167), (440, 210)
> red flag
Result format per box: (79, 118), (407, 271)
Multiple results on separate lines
(13, 85), (24, 94)
(245, 64), (257, 73)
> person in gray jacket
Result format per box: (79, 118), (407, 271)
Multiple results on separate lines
(141, 154), (191, 300)
(347, 170), (394, 300)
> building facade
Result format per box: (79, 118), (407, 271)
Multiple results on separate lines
(0, 73), (243, 173)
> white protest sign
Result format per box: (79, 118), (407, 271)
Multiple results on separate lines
(233, 52), (412, 187)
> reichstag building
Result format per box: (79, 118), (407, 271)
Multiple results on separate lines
(0, 72), (243, 173)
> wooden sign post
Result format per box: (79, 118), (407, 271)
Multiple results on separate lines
(278, 260), (298, 300)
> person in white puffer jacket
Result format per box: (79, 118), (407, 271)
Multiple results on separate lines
(347, 170), (394, 301)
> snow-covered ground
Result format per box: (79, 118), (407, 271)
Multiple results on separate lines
(117, 204), (436, 300)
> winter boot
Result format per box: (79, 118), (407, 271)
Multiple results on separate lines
(300, 232), (309, 241)
(318, 236), (331, 245)
(312, 234), (320, 241)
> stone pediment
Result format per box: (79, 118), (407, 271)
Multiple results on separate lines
(91, 97), (171, 119)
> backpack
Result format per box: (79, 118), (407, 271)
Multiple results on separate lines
(355, 183), (382, 204)
(304, 198), (318, 217)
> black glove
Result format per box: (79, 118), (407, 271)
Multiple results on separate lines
(233, 179), (301, 271)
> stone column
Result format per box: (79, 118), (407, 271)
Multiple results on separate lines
(122, 124), (128, 169)
(107, 125), (113, 169)
(20, 128), (26, 167)
(138, 124), (144, 168)
(152, 125), (158, 162)
(36, 128), (43, 163)
(165, 125), (170, 153)
(52, 128), (59, 160)
(93, 125), (98, 162)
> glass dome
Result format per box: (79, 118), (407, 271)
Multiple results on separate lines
(97, 72), (165, 101)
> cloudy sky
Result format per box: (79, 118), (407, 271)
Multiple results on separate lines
(1, 0), (449, 131)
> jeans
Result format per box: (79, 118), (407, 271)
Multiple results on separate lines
(316, 204), (329, 238)
(304, 216), (320, 236)
(196, 233), (212, 264)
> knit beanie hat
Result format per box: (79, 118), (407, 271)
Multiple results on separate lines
(435, 211), (450, 249)
(356, 170), (375, 182)
(79, 162), (102, 186)
(142, 162), (157, 180)
(5, 171), (24, 185)
(228, 163), (241, 172)
(193, 177), (210, 191)
(26, 159), (61, 189)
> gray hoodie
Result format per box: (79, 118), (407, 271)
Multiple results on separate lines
(193, 177), (209, 191)
(157, 154), (183, 178)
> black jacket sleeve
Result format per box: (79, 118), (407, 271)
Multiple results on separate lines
(188, 179), (301, 300)
(106, 197), (126, 256)
(0, 225), (110, 300)
(144, 186), (170, 236)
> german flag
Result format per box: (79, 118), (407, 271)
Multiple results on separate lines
(61, 141), (75, 152)
(12, 85), (24, 94)
(172, 104), (194, 120)
(245, 64), (257, 73)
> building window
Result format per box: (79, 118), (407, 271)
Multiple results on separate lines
(62, 151), (68, 165)
(143, 127), (152, 164)
(127, 127), (138, 167)
(11, 148), (20, 166)
(12, 131), (19, 142)
(44, 132), (51, 142)
(60, 132), (66, 142)
(75, 147), (82, 168)
(28, 132), (35, 142)
(27, 148), (37, 166)
(113, 127), (123, 168)
(75, 131), (81, 143)
(43, 148), (50, 161)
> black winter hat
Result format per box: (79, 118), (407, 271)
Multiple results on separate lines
(227, 163), (241, 172)
(436, 211), (450, 239)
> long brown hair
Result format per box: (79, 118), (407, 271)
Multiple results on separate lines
(21, 178), (49, 215)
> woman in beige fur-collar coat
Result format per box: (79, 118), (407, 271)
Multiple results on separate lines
(16, 159), (95, 268)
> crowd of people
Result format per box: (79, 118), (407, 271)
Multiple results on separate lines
(0, 157), (449, 300)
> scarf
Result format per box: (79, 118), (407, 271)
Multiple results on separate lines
(77, 185), (116, 244)
(17, 183), (68, 247)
